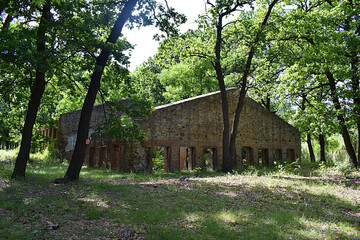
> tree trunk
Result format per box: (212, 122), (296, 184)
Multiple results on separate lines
(228, 0), (278, 169)
(64, 0), (138, 181)
(351, 57), (360, 167)
(307, 133), (316, 162)
(319, 134), (325, 163)
(213, 14), (231, 172)
(11, 3), (50, 179)
(229, 54), (252, 169)
(325, 71), (358, 167)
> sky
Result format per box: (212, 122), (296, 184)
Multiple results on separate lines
(122, 0), (208, 71)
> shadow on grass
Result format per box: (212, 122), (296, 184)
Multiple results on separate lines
(0, 159), (359, 240)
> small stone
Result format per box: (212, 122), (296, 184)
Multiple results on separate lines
(47, 224), (59, 230)
(178, 176), (189, 181)
(124, 229), (134, 238)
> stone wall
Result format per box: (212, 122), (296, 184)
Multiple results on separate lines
(58, 88), (301, 172)
(136, 88), (300, 171)
(57, 99), (130, 160)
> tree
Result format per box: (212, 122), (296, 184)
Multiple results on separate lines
(130, 58), (167, 106)
(10, 1), (51, 179)
(1, 0), (135, 179)
(159, 58), (217, 102)
(62, 0), (186, 181)
(197, 0), (279, 171)
(154, 0), (279, 171)
(273, 0), (359, 167)
(63, 0), (139, 181)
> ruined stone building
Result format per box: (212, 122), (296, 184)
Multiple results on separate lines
(56, 88), (301, 172)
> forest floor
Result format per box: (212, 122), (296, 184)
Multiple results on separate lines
(0, 150), (359, 239)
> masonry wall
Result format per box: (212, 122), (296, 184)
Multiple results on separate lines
(59, 89), (300, 172)
(136, 88), (300, 171)
(57, 99), (130, 160)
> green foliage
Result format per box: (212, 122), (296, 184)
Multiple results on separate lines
(152, 146), (164, 173)
(130, 58), (167, 106)
(277, 160), (303, 174)
(97, 98), (152, 141)
(159, 58), (218, 102)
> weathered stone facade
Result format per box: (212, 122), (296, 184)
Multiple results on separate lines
(57, 88), (301, 172)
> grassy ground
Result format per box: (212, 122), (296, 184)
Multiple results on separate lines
(0, 150), (359, 239)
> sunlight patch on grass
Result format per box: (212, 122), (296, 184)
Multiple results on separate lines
(216, 210), (237, 224)
(79, 196), (109, 208)
(0, 179), (10, 192)
(296, 216), (359, 239)
(215, 190), (238, 198)
(184, 213), (201, 223)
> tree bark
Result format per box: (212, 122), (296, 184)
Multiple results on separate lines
(64, 0), (138, 181)
(11, 2), (50, 179)
(325, 71), (358, 167)
(319, 134), (325, 163)
(307, 133), (316, 162)
(213, 14), (231, 172)
(228, 0), (278, 169)
(350, 57), (360, 167)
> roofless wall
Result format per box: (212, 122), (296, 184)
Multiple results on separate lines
(58, 89), (300, 172)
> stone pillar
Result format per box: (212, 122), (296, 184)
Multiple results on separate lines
(282, 148), (287, 162)
(195, 146), (204, 168)
(170, 145), (180, 172)
(94, 146), (100, 168)
(113, 145), (121, 171)
(84, 144), (90, 165)
(188, 147), (195, 170)
(253, 148), (259, 166)
(216, 147), (222, 170)
(268, 148), (274, 165)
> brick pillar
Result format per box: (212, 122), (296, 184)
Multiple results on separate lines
(216, 147), (222, 170)
(275, 149), (282, 163)
(84, 144), (90, 166)
(113, 145), (121, 171)
(170, 145), (180, 172)
(195, 146), (204, 168)
(253, 148), (259, 165)
(268, 148), (274, 165)
(282, 148), (287, 162)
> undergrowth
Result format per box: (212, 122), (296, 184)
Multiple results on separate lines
(0, 149), (359, 240)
